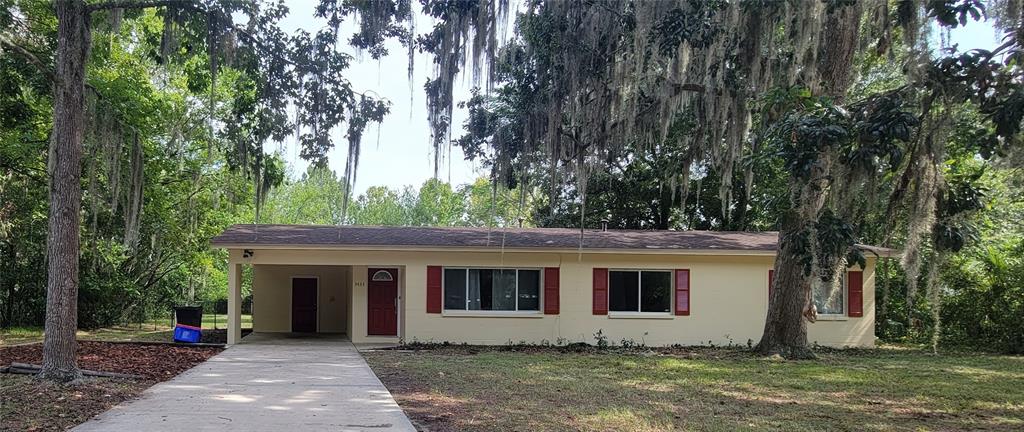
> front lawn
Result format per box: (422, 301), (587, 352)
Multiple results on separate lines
(363, 346), (1024, 431)
(0, 314), (252, 346)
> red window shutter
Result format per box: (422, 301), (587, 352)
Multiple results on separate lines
(847, 270), (863, 317)
(673, 269), (690, 316)
(592, 268), (608, 315)
(768, 269), (774, 298)
(426, 266), (442, 313)
(544, 267), (560, 315)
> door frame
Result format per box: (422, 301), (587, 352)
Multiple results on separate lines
(290, 275), (320, 333)
(367, 267), (400, 337)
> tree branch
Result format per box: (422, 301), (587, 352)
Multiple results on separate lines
(0, 35), (129, 119)
(0, 161), (47, 185)
(88, 0), (295, 68)
(0, 35), (56, 83)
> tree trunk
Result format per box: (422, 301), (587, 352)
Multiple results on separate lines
(755, 3), (861, 359)
(2, 243), (15, 328)
(39, 0), (90, 383)
(758, 233), (814, 358)
(756, 160), (832, 359)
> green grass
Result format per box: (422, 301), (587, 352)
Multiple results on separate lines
(363, 347), (1024, 432)
(198, 313), (253, 329)
(0, 327), (48, 346)
(0, 314), (252, 346)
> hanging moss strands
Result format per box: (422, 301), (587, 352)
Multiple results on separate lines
(406, 0), (1023, 356)
(416, 1), (842, 225)
(123, 131), (144, 254)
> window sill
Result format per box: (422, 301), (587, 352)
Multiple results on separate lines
(607, 312), (675, 319)
(441, 310), (545, 318)
(816, 315), (849, 321)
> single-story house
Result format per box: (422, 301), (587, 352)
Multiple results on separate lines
(211, 224), (895, 347)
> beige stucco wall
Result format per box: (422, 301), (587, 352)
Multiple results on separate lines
(238, 249), (875, 347)
(251, 265), (349, 333)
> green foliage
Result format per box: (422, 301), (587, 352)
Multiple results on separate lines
(351, 186), (412, 226)
(1, 0), (417, 329)
(261, 166), (347, 225)
(536, 140), (688, 230)
(942, 242), (1024, 353)
(937, 167), (1024, 353)
(260, 168), (534, 228)
(876, 165), (1024, 354)
(1, 3), (267, 327)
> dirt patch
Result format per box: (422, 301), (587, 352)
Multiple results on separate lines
(1, 340), (222, 381)
(0, 375), (146, 432)
(371, 368), (465, 432)
(0, 341), (222, 431)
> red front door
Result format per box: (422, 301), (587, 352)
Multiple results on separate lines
(367, 268), (398, 336)
(291, 277), (317, 333)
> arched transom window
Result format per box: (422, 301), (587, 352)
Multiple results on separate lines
(372, 270), (394, 281)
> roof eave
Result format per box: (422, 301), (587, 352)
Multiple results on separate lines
(210, 242), (779, 256)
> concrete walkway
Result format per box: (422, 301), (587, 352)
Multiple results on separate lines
(73, 333), (416, 432)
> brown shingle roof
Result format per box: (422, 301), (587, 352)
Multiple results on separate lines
(211, 224), (781, 252)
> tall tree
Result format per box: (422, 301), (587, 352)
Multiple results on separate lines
(757, 2), (864, 358)
(4, 0), (397, 382)
(40, 0), (92, 382)
(403, 0), (1024, 357)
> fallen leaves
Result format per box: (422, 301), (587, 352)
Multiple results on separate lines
(1, 341), (221, 381)
(0, 341), (222, 432)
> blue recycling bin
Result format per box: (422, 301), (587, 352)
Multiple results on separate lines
(173, 325), (201, 343)
(173, 305), (203, 343)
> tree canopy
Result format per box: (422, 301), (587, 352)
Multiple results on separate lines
(2, 0), (1023, 384)
(407, 0), (1024, 356)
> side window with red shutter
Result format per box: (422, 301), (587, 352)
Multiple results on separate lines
(426, 266), (442, 313)
(674, 269), (690, 316)
(544, 268), (560, 315)
(847, 270), (864, 317)
(593, 268), (608, 315)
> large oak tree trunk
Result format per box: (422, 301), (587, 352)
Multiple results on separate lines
(39, 0), (90, 383)
(756, 159), (832, 359)
(755, 3), (861, 359)
(759, 237), (813, 358)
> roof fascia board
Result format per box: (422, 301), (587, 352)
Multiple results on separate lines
(211, 243), (779, 256)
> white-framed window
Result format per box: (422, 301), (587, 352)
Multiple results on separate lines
(609, 270), (672, 313)
(443, 267), (541, 312)
(813, 273), (846, 316)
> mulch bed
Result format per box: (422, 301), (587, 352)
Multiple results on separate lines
(1, 340), (223, 381)
(0, 341), (223, 432)
(377, 341), (886, 361)
(196, 328), (253, 344)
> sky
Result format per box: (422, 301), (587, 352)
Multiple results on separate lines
(270, 3), (1002, 196)
(273, 2), (486, 196)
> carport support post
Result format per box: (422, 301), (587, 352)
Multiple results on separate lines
(227, 262), (242, 345)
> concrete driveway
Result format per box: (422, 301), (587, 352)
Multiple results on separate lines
(73, 334), (415, 432)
